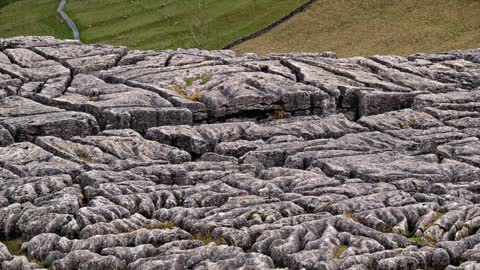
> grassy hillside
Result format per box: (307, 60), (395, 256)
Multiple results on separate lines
(2, 0), (478, 56)
(0, 0), (72, 39)
(234, 0), (480, 57)
(64, 0), (307, 50)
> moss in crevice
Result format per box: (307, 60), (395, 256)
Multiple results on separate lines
(1, 238), (48, 268)
(343, 210), (360, 223)
(333, 244), (348, 259)
(167, 84), (203, 102)
(405, 229), (437, 247)
(193, 233), (226, 245)
(2, 238), (23, 255)
(425, 211), (445, 228)
(89, 95), (99, 102)
(76, 151), (93, 162)
(246, 210), (269, 221)
(399, 116), (417, 129)
(184, 75), (211, 86)
(144, 221), (176, 230)
(409, 235), (436, 247)
(127, 221), (177, 233)
(274, 109), (285, 119)
(404, 228), (415, 238)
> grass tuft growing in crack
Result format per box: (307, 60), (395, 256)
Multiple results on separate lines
(144, 221), (177, 230)
(425, 211), (445, 228)
(193, 233), (226, 245)
(274, 109), (285, 119)
(126, 221), (177, 233)
(2, 238), (23, 255)
(399, 117), (417, 129)
(333, 244), (348, 259)
(404, 229), (437, 247)
(167, 84), (203, 102)
(76, 151), (94, 162)
(343, 210), (360, 223)
(184, 75), (211, 86)
(246, 210), (269, 221)
(1, 238), (48, 268)
(409, 235), (436, 247)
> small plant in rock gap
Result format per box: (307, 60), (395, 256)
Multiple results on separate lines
(127, 221), (177, 233)
(246, 210), (269, 221)
(193, 233), (226, 245)
(404, 228), (415, 238)
(424, 211), (445, 228)
(167, 85), (203, 102)
(144, 221), (177, 230)
(1, 238), (48, 268)
(2, 238), (23, 255)
(76, 151), (93, 162)
(199, 74), (211, 85)
(333, 244), (348, 259)
(167, 84), (188, 96)
(183, 74), (211, 86)
(188, 90), (203, 102)
(274, 109), (285, 119)
(89, 95), (99, 102)
(399, 117), (417, 129)
(343, 210), (360, 222)
(404, 229), (436, 247)
(409, 235), (436, 247)
(184, 77), (197, 87)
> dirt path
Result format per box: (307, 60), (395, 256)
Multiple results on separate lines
(57, 0), (79, 40)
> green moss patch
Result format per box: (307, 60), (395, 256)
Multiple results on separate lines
(183, 75), (210, 86)
(193, 233), (226, 245)
(167, 85), (203, 102)
(425, 211), (445, 228)
(409, 235), (436, 247)
(246, 210), (269, 221)
(1, 238), (48, 268)
(333, 244), (348, 259)
(145, 221), (177, 230)
(2, 238), (23, 255)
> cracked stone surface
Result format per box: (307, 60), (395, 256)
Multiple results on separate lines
(0, 36), (480, 270)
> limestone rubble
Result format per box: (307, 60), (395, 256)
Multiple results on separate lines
(0, 36), (480, 269)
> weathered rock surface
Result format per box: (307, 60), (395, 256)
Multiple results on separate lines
(1, 36), (480, 269)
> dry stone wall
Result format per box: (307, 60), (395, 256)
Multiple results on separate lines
(222, 0), (317, 49)
(0, 36), (480, 269)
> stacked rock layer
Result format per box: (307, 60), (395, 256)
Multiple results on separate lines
(1, 36), (480, 270)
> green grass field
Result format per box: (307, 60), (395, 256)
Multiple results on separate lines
(0, 0), (72, 39)
(234, 0), (480, 57)
(64, 0), (307, 50)
(0, 0), (307, 50)
(1, 0), (478, 56)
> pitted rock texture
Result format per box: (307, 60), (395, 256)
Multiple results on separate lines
(0, 36), (480, 270)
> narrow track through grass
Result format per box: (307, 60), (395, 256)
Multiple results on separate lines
(0, 0), (72, 39)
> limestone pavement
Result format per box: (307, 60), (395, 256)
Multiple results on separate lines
(0, 36), (480, 269)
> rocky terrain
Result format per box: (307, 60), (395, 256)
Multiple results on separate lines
(0, 36), (480, 270)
